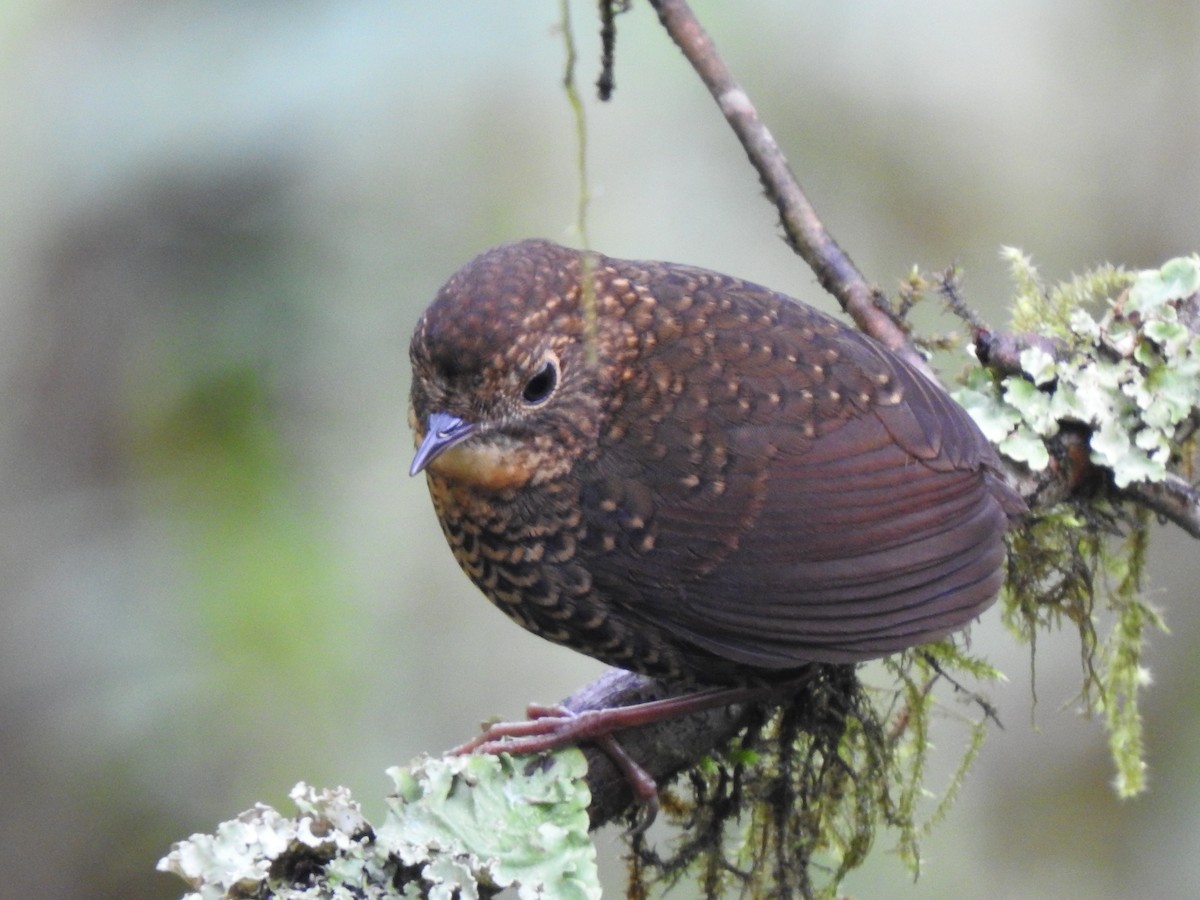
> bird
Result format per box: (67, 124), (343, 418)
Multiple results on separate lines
(411, 238), (1021, 689)
(407, 238), (1027, 808)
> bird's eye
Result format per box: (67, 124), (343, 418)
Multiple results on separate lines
(522, 359), (559, 405)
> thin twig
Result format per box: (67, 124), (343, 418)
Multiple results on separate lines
(646, 0), (932, 377)
(559, 0), (600, 362)
(596, 0), (624, 100)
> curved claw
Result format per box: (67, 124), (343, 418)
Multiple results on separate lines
(453, 702), (662, 828)
(451, 684), (779, 827)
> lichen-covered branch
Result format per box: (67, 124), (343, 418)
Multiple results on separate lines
(954, 250), (1198, 797)
(956, 251), (1200, 505)
(160, 656), (995, 899)
(158, 4), (1200, 898)
(642, 0), (1200, 542)
(1126, 475), (1200, 538)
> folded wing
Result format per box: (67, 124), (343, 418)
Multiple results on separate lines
(582, 274), (1016, 667)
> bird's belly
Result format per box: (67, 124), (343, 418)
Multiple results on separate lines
(427, 473), (728, 681)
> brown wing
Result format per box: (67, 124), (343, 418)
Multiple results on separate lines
(580, 269), (1014, 668)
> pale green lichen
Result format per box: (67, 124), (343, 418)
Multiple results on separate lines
(380, 751), (598, 900)
(956, 251), (1200, 487)
(955, 251), (1195, 799)
(158, 783), (377, 900)
(159, 752), (599, 900)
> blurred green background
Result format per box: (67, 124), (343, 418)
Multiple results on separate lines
(2, 2), (1198, 897)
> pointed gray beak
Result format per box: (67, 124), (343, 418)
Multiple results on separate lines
(410, 411), (478, 476)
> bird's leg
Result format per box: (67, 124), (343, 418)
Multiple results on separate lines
(453, 685), (770, 756)
(468, 702), (663, 833)
(590, 732), (660, 834)
(450, 684), (776, 829)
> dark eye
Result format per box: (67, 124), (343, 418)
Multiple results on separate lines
(522, 359), (559, 405)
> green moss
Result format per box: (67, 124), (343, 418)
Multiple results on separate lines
(998, 499), (1166, 799)
(629, 651), (1001, 899)
(957, 252), (1195, 800)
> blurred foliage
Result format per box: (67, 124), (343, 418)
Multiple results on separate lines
(132, 367), (353, 701)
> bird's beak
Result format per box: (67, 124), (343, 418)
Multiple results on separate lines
(410, 411), (478, 476)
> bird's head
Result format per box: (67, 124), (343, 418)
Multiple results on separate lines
(408, 240), (626, 491)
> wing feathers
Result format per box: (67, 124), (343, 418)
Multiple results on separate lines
(581, 271), (1018, 672)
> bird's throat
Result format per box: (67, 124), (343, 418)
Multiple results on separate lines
(425, 441), (538, 492)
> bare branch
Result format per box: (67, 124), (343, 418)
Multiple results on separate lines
(647, 0), (931, 377)
(1124, 477), (1200, 539)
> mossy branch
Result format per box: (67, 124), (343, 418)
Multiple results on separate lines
(955, 250), (1197, 798)
(157, 671), (757, 899)
(159, 2), (1200, 898)
(161, 658), (1005, 899)
(158, 252), (1199, 899)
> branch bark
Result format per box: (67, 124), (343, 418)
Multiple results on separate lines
(1124, 476), (1200, 539)
(556, 669), (761, 828)
(647, 0), (933, 378)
